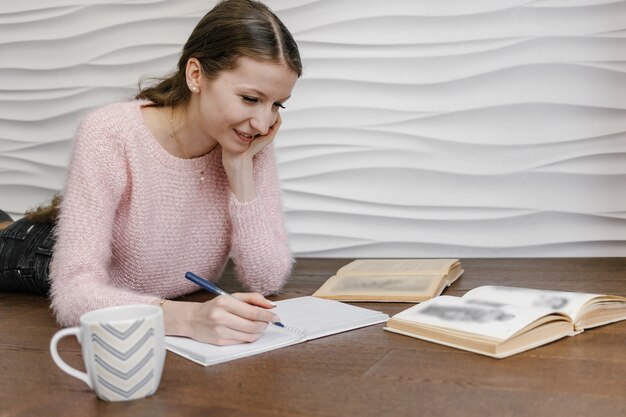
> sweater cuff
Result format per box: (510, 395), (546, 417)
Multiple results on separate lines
(228, 193), (272, 237)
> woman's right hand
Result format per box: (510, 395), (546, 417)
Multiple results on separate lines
(220, 113), (283, 202)
(163, 293), (281, 345)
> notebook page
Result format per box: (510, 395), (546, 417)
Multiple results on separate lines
(165, 297), (387, 366)
(273, 296), (389, 339)
(463, 286), (599, 321)
(392, 296), (565, 341)
(166, 325), (302, 366)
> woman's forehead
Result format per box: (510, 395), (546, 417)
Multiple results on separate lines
(213, 56), (298, 98)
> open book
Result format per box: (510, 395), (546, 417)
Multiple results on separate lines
(166, 296), (389, 366)
(384, 286), (626, 358)
(312, 259), (463, 302)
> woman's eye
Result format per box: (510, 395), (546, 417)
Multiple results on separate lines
(242, 96), (258, 103)
(274, 102), (286, 109)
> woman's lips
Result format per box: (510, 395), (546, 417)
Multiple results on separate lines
(234, 129), (256, 142)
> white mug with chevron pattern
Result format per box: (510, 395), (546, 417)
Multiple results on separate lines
(50, 304), (166, 401)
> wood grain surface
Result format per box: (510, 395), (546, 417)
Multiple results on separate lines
(1, 258), (625, 417)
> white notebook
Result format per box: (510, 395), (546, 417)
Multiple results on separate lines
(166, 296), (389, 366)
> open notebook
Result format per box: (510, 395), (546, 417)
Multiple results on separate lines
(166, 296), (389, 366)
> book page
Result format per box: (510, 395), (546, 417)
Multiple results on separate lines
(391, 296), (565, 341)
(312, 273), (442, 300)
(463, 286), (599, 322)
(337, 259), (458, 276)
(445, 264), (464, 286)
(273, 296), (389, 339)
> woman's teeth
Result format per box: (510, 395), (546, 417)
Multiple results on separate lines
(236, 130), (254, 140)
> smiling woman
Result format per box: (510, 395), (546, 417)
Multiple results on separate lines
(0, 0), (303, 347)
(142, 56), (298, 202)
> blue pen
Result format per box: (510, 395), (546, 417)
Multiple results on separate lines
(184, 271), (285, 328)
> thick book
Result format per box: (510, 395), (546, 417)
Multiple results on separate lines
(312, 259), (464, 302)
(166, 296), (389, 366)
(384, 285), (626, 359)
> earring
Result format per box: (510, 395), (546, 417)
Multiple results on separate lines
(188, 83), (198, 92)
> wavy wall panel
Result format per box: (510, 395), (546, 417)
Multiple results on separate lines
(1, 0), (625, 257)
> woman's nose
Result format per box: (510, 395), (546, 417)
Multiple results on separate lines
(250, 107), (276, 136)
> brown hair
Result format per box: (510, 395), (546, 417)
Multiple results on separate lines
(136, 0), (302, 108)
(23, 194), (62, 223)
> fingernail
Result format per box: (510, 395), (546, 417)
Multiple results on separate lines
(269, 301), (277, 307)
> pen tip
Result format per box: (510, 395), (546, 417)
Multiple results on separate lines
(273, 322), (285, 328)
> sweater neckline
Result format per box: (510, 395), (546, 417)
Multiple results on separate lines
(132, 100), (218, 173)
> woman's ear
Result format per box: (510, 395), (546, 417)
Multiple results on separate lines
(185, 58), (202, 92)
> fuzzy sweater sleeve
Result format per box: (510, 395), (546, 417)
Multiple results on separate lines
(50, 109), (157, 327)
(228, 145), (293, 295)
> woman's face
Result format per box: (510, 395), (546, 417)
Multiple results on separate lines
(188, 56), (298, 154)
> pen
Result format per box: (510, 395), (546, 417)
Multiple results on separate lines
(184, 271), (285, 328)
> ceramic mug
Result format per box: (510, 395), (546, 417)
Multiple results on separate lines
(50, 304), (165, 401)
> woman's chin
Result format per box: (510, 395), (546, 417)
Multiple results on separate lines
(221, 142), (251, 155)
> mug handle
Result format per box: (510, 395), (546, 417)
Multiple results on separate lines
(49, 327), (92, 388)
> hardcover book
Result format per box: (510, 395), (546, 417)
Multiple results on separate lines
(384, 285), (626, 358)
(313, 259), (463, 302)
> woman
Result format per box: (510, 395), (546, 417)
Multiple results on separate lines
(0, 0), (301, 346)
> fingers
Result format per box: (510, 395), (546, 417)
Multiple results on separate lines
(233, 292), (276, 309)
(247, 132), (274, 155)
(246, 114), (282, 155)
(191, 320), (267, 345)
(190, 294), (281, 346)
(268, 113), (282, 136)
(263, 113), (282, 142)
(200, 326), (265, 346)
(206, 307), (269, 338)
(217, 294), (280, 324)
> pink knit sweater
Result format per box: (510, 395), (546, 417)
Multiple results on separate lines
(50, 101), (293, 326)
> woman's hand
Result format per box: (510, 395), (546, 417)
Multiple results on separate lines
(233, 113), (283, 159)
(221, 114), (282, 202)
(240, 113), (282, 160)
(163, 293), (281, 345)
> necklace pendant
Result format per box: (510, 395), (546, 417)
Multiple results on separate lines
(199, 170), (205, 181)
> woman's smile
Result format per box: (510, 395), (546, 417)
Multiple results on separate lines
(234, 129), (256, 143)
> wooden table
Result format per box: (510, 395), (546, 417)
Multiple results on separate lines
(1, 258), (625, 417)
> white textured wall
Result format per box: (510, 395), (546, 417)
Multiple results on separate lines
(1, 0), (625, 257)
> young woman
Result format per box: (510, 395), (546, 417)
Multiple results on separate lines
(0, 0), (301, 346)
